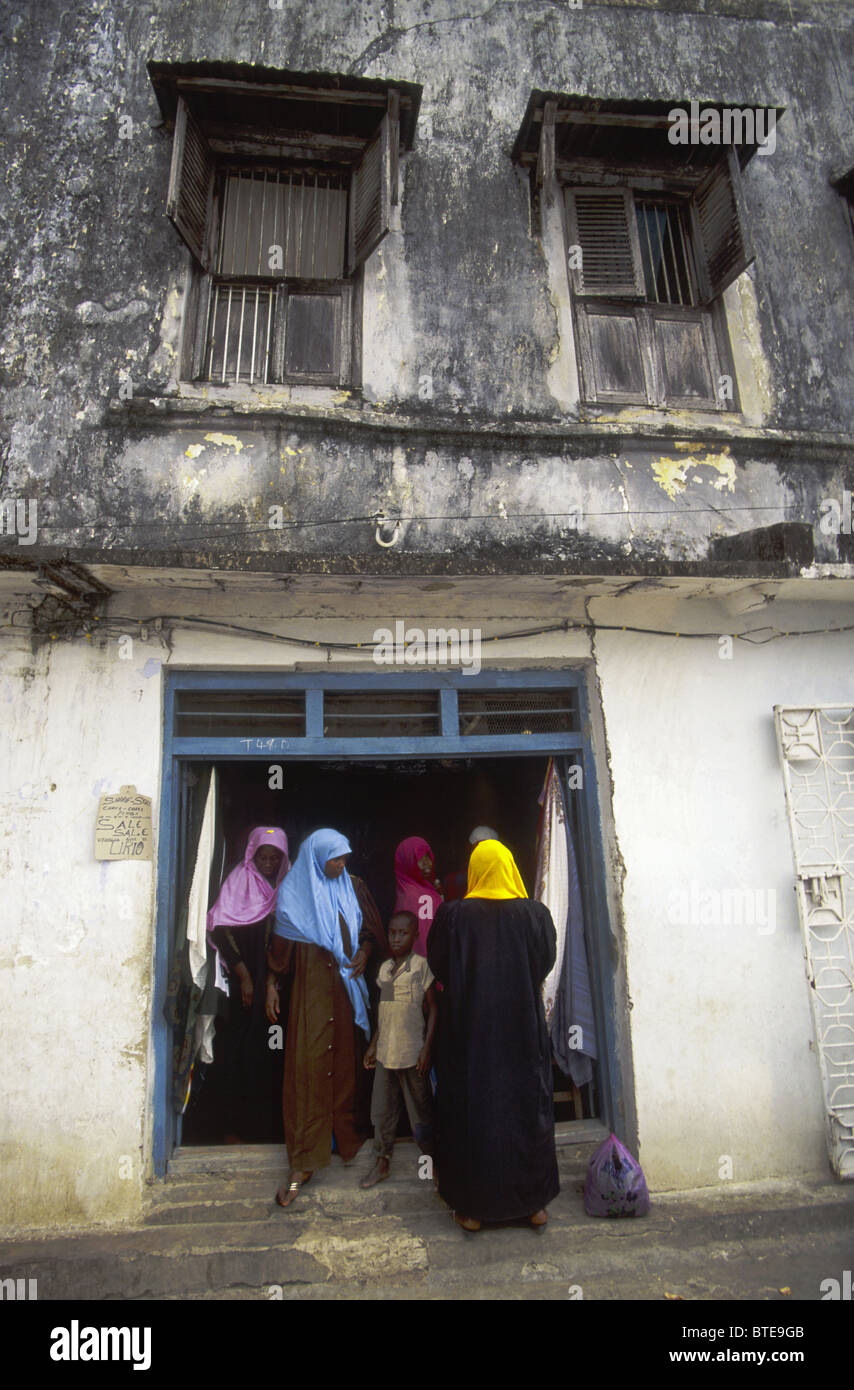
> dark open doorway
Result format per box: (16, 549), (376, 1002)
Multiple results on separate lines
(180, 754), (600, 1145)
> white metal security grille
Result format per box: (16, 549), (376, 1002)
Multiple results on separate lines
(775, 705), (854, 1178)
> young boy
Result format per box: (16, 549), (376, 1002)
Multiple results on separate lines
(360, 910), (437, 1188)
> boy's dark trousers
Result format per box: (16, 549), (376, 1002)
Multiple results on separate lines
(371, 1061), (434, 1159)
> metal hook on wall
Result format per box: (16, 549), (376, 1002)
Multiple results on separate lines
(374, 511), (402, 548)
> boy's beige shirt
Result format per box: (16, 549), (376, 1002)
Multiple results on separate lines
(375, 951), (434, 1069)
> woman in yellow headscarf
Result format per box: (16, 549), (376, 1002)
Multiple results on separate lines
(427, 839), (559, 1231)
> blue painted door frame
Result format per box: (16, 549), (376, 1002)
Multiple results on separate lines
(152, 669), (620, 1175)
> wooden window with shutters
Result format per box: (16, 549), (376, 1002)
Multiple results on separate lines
(564, 148), (752, 409)
(164, 87), (402, 387)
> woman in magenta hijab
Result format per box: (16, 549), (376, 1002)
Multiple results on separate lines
(206, 826), (289, 1142)
(393, 837), (443, 957)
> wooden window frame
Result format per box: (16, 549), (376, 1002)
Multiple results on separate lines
(169, 91), (399, 390)
(274, 278), (353, 387)
(565, 177), (743, 411)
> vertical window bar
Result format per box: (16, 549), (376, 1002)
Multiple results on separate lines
(672, 207), (694, 306)
(207, 284), (219, 378)
(673, 207), (692, 305)
(264, 286), (274, 384)
(662, 206), (684, 305)
(243, 170), (253, 277)
(639, 203), (658, 304)
(218, 176), (230, 275)
(235, 287), (246, 383)
(222, 286), (233, 384)
(295, 175), (304, 278)
(311, 172), (319, 277)
(659, 206), (676, 303)
(322, 174), (332, 278)
(200, 275), (212, 381)
(257, 169), (267, 278)
(250, 288), (260, 384)
(654, 207), (674, 304)
(271, 169), (279, 276)
(283, 172), (292, 277)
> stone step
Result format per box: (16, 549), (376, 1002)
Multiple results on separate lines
(145, 1140), (594, 1226)
(164, 1123), (608, 1176)
(3, 1199), (852, 1301)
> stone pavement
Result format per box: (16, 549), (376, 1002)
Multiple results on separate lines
(1, 1140), (852, 1301)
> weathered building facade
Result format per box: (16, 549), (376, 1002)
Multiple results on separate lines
(1, 0), (853, 1231)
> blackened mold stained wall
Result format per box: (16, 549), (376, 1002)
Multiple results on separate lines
(2, 0), (854, 575)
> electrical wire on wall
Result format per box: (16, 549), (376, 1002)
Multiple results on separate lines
(5, 609), (854, 651)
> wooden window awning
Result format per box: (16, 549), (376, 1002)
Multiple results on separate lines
(148, 61), (421, 153)
(513, 92), (785, 177)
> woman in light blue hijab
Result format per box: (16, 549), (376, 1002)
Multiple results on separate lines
(267, 828), (385, 1207)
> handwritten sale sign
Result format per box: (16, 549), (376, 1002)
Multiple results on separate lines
(94, 785), (153, 861)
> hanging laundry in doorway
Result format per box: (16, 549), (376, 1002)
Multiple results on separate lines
(535, 759), (598, 1088)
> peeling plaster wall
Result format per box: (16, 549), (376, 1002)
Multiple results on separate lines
(0, 636), (160, 1230)
(1, 0), (853, 566)
(90, 423), (853, 569)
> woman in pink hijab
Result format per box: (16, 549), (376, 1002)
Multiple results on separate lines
(206, 826), (289, 1142)
(393, 837), (443, 957)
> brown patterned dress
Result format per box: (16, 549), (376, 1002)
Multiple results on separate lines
(269, 875), (385, 1170)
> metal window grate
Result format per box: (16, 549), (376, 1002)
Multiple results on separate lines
(635, 200), (696, 306)
(458, 689), (578, 736)
(176, 691), (305, 739)
(203, 168), (348, 384)
(323, 690), (440, 739)
(205, 283), (277, 384)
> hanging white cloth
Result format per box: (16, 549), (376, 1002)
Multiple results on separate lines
(535, 759), (568, 1026)
(186, 770), (218, 987)
(185, 770), (221, 1070)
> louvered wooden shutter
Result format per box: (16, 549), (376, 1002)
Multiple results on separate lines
(689, 148), (754, 303)
(564, 187), (645, 298)
(166, 96), (215, 270)
(348, 114), (392, 273)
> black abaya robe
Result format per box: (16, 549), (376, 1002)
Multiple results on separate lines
(427, 897), (560, 1221)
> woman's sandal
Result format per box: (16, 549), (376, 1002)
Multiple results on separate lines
(275, 1171), (312, 1208)
(529, 1209), (548, 1229)
(454, 1213), (481, 1232)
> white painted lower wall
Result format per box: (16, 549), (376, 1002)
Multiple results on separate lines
(0, 578), (849, 1229)
(594, 623), (849, 1189)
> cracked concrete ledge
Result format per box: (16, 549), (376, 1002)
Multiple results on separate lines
(110, 396), (854, 461)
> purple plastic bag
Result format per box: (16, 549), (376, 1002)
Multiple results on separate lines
(583, 1132), (650, 1217)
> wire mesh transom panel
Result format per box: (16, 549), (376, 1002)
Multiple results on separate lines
(458, 689), (578, 736)
(636, 200), (696, 306)
(176, 691), (306, 739)
(323, 690), (440, 738)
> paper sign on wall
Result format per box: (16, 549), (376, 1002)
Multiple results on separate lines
(94, 785), (153, 861)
